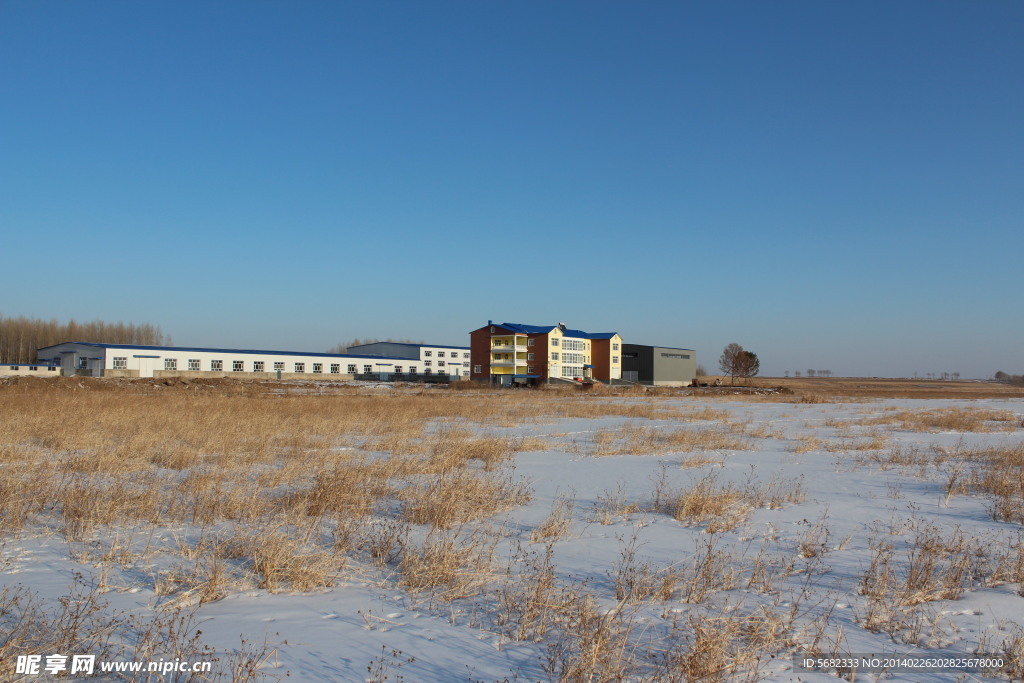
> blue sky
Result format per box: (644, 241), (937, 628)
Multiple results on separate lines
(2, 1), (1021, 378)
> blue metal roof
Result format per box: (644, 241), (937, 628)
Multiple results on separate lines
(498, 323), (619, 340)
(35, 341), (420, 362)
(498, 323), (555, 335)
(348, 342), (470, 350)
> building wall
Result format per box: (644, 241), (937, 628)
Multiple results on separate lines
(621, 344), (653, 383)
(36, 343), (422, 379)
(591, 339), (609, 380)
(470, 323), (628, 383)
(556, 330), (591, 380)
(651, 347), (696, 386)
(611, 336), (623, 380)
(151, 370), (356, 380)
(418, 346), (471, 379)
(622, 344), (696, 386)
(589, 335), (622, 381)
(0, 364), (61, 377)
(347, 343), (470, 379)
(530, 332), (548, 380)
(347, 342), (420, 359)
(470, 323), (543, 384)
(469, 327), (493, 381)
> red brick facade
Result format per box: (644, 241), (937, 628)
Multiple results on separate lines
(590, 338), (610, 381)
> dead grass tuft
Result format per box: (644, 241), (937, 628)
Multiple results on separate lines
(653, 472), (805, 532)
(399, 468), (531, 528)
(398, 527), (498, 600)
(219, 527), (337, 592)
(531, 493), (576, 542)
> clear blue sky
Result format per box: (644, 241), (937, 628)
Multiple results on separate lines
(2, 1), (1021, 378)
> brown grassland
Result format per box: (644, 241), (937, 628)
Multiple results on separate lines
(742, 375), (1024, 400)
(0, 375), (1022, 680)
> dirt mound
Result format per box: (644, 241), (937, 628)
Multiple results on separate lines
(0, 376), (107, 392)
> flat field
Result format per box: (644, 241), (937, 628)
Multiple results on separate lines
(1, 378), (1023, 681)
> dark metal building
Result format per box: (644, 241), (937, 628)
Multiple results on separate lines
(621, 344), (697, 386)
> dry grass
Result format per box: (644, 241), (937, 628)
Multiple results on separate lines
(219, 527), (337, 592)
(653, 472), (806, 533)
(962, 443), (1024, 524)
(789, 433), (890, 454)
(746, 376), (1024, 400)
(3, 380), (1022, 682)
(531, 493), (576, 542)
(857, 521), (1024, 640)
(399, 468), (531, 528)
(0, 576), (276, 681)
(586, 423), (753, 457)
(868, 407), (1020, 432)
(590, 484), (643, 525)
(398, 527), (499, 601)
(496, 541), (583, 642)
(611, 533), (682, 603)
(976, 623), (1024, 680)
(0, 388), (547, 537)
(742, 422), (785, 439)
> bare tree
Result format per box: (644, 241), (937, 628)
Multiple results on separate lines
(736, 350), (760, 384)
(719, 343), (744, 385)
(807, 369), (816, 378)
(719, 343), (759, 385)
(0, 314), (167, 364)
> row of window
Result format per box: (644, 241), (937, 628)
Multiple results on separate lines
(111, 357), (462, 375)
(483, 351), (615, 366)
(424, 350), (470, 358)
(491, 353), (538, 361)
(488, 333), (616, 353)
(2, 366), (57, 372)
(492, 338), (533, 347)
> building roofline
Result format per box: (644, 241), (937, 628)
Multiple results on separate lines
(34, 341), (427, 362)
(348, 342), (470, 350)
(624, 343), (697, 352)
(494, 323), (620, 339)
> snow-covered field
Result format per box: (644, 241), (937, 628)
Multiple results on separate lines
(2, 392), (1023, 681)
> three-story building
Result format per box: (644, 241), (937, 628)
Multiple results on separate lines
(469, 322), (622, 386)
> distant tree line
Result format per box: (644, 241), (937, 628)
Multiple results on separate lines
(994, 371), (1024, 385)
(0, 314), (169, 364)
(328, 337), (425, 354)
(794, 370), (834, 378)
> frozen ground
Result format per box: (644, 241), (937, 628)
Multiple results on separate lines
(3, 396), (1023, 681)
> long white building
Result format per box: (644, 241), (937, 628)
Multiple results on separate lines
(346, 342), (472, 379)
(35, 342), (465, 380)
